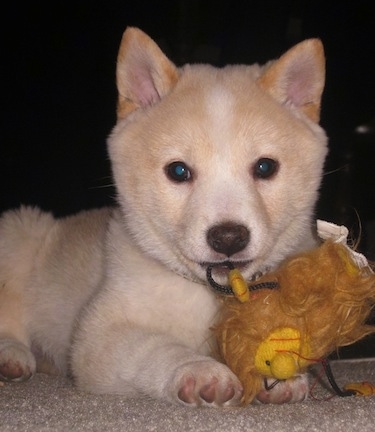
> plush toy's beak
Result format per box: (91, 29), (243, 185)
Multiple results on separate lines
(268, 352), (298, 380)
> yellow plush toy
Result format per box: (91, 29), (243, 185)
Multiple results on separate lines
(211, 236), (375, 405)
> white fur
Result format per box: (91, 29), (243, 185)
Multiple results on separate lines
(0, 28), (328, 406)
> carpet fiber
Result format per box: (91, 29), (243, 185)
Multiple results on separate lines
(1, 358), (374, 432)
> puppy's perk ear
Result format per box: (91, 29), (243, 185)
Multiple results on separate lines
(116, 27), (179, 118)
(258, 39), (325, 123)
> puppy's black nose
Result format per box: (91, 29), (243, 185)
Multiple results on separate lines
(207, 223), (250, 256)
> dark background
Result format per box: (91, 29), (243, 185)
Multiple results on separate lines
(2, 1), (375, 357)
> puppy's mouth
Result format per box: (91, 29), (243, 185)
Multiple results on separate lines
(200, 260), (252, 277)
(202, 260), (252, 298)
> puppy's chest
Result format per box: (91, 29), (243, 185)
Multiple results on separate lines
(125, 280), (220, 352)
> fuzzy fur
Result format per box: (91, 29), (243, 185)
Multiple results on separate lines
(215, 240), (375, 404)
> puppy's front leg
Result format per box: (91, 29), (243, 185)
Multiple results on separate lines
(71, 327), (243, 407)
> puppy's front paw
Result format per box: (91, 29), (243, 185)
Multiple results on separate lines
(255, 374), (309, 404)
(170, 360), (243, 407)
(0, 339), (36, 382)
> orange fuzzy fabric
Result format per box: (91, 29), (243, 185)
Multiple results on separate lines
(214, 240), (375, 405)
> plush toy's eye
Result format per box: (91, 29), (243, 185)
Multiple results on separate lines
(253, 158), (279, 179)
(165, 161), (192, 182)
(265, 360), (271, 366)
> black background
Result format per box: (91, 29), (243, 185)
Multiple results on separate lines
(2, 1), (375, 356)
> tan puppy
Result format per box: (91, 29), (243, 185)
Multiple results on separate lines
(0, 27), (328, 407)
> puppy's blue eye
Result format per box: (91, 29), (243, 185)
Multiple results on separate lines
(253, 158), (278, 179)
(166, 161), (192, 182)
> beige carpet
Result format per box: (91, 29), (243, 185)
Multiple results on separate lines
(1, 358), (374, 432)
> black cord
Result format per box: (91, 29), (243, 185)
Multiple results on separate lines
(263, 360), (355, 397)
(323, 359), (355, 397)
(264, 378), (281, 390)
(206, 261), (235, 295)
(206, 262), (278, 296)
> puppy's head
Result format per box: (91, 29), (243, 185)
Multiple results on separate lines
(108, 27), (328, 284)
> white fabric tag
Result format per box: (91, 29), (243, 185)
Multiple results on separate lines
(317, 220), (372, 271)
